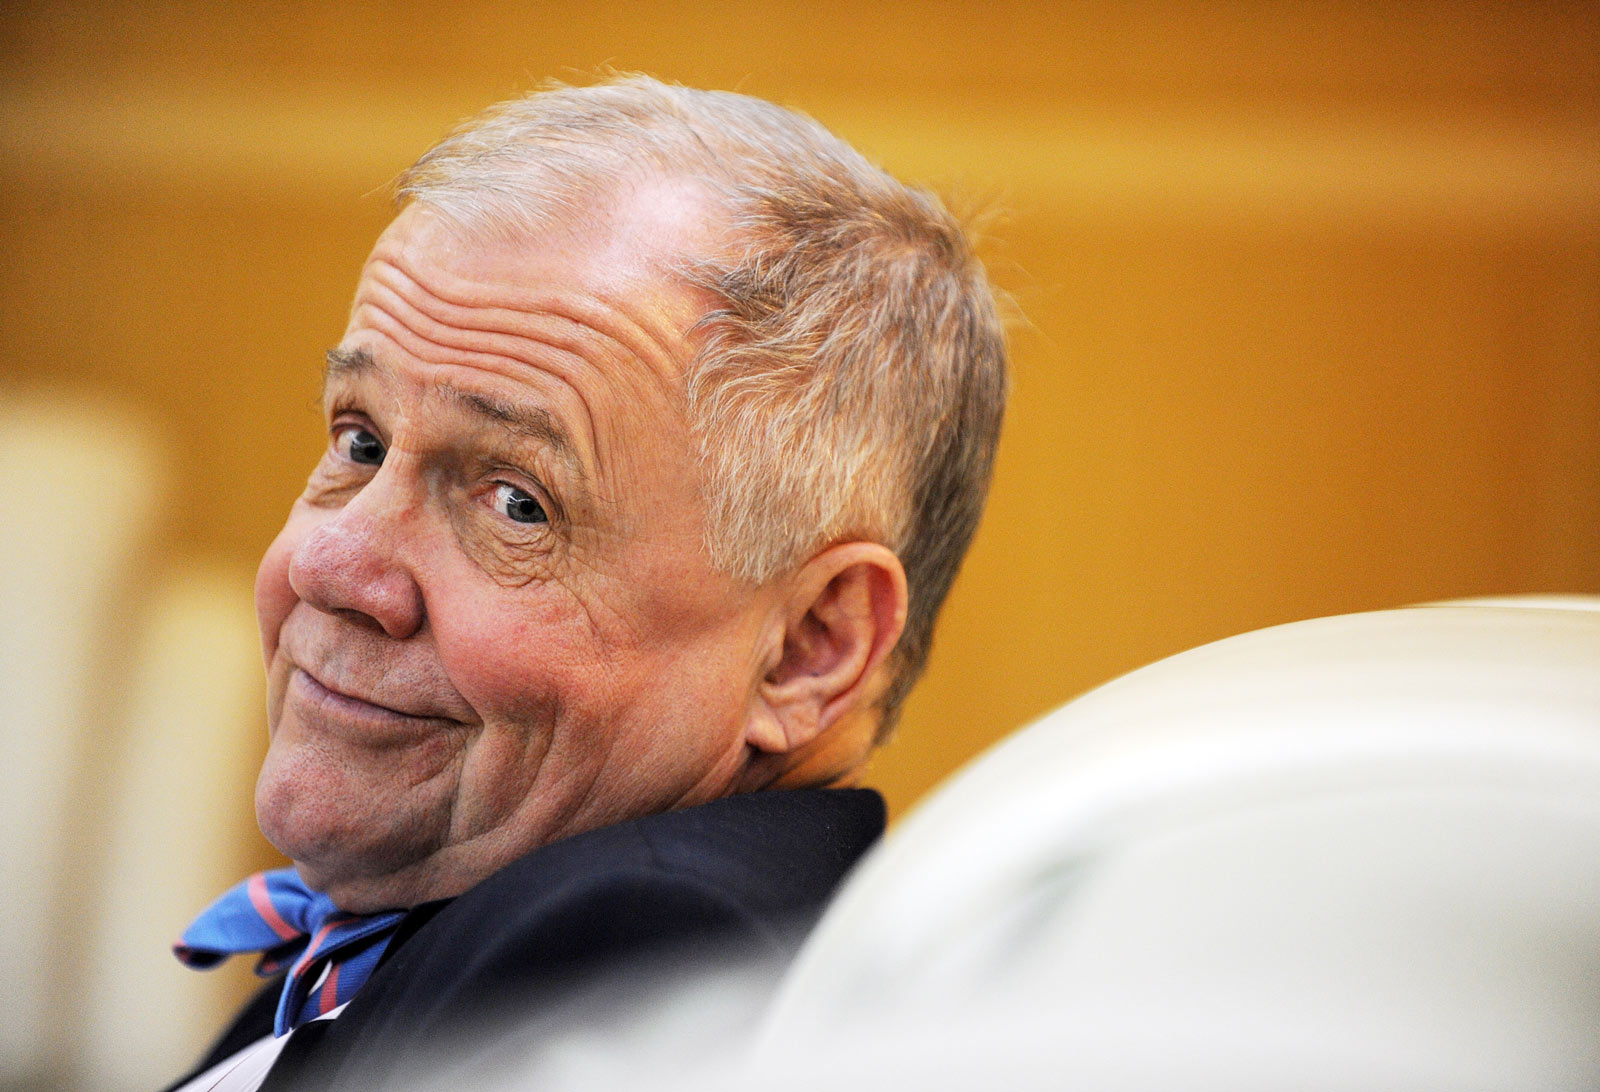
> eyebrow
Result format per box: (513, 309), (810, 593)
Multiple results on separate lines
(325, 345), (381, 379)
(438, 383), (582, 474)
(323, 346), (584, 476)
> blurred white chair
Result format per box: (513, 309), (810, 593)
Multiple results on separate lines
(756, 600), (1600, 1091)
(0, 392), (170, 1087)
(74, 562), (265, 1091)
(0, 391), (264, 1091)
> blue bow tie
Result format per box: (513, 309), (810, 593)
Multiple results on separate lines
(174, 868), (406, 1036)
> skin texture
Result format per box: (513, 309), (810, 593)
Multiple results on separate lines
(254, 187), (907, 912)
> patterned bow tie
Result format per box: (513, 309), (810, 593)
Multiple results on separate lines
(174, 868), (406, 1036)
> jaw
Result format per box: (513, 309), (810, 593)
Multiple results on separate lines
(254, 732), (459, 909)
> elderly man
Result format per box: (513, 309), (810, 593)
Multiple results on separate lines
(166, 75), (1005, 1090)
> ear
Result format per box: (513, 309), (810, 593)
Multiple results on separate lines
(746, 541), (908, 757)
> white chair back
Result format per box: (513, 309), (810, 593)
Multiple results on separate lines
(758, 601), (1600, 1091)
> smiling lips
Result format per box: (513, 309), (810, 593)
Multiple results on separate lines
(290, 665), (451, 728)
(278, 610), (473, 728)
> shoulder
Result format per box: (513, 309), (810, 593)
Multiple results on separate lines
(453, 786), (888, 943)
(278, 789), (883, 1089)
(386, 787), (886, 981)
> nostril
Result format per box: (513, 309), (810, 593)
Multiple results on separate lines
(333, 606), (387, 632)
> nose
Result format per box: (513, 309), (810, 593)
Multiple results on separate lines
(287, 472), (426, 640)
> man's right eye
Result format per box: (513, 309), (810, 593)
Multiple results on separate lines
(334, 424), (386, 466)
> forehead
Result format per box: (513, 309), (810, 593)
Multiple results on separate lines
(339, 187), (722, 477)
(379, 178), (722, 321)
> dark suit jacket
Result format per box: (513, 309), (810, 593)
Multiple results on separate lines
(170, 788), (884, 1092)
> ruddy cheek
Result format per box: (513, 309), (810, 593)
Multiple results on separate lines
(255, 521), (303, 668)
(262, 654), (292, 741)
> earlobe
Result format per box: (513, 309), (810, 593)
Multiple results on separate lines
(743, 703), (788, 756)
(750, 542), (908, 758)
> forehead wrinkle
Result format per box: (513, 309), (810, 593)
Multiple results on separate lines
(366, 252), (698, 397)
(357, 272), (592, 377)
(348, 290), (603, 477)
(357, 275), (600, 387)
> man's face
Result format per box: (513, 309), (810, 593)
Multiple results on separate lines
(254, 193), (779, 910)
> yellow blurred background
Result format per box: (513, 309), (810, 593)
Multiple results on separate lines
(1, 1), (1597, 1087)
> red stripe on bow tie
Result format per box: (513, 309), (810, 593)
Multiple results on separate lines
(248, 873), (299, 941)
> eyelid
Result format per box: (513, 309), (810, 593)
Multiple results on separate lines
(330, 418), (375, 443)
(328, 402), (377, 432)
(328, 400), (388, 437)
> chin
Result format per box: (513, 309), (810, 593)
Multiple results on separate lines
(255, 748), (441, 902)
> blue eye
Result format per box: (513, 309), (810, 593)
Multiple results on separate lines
(492, 483), (548, 524)
(335, 425), (386, 466)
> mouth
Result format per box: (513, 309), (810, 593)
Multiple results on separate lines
(289, 665), (446, 728)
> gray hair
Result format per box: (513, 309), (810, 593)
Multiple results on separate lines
(396, 75), (1007, 730)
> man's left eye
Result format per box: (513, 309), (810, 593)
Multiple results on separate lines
(492, 483), (548, 525)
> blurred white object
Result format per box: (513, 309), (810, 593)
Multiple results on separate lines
(759, 601), (1600, 1091)
(0, 393), (169, 1086)
(0, 392), (264, 1091)
(75, 563), (265, 1091)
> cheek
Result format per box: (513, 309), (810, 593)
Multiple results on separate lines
(428, 582), (572, 701)
(255, 519), (303, 666)
(432, 593), (613, 725)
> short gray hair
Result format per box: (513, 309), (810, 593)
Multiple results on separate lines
(397, 75), (1007, 730)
